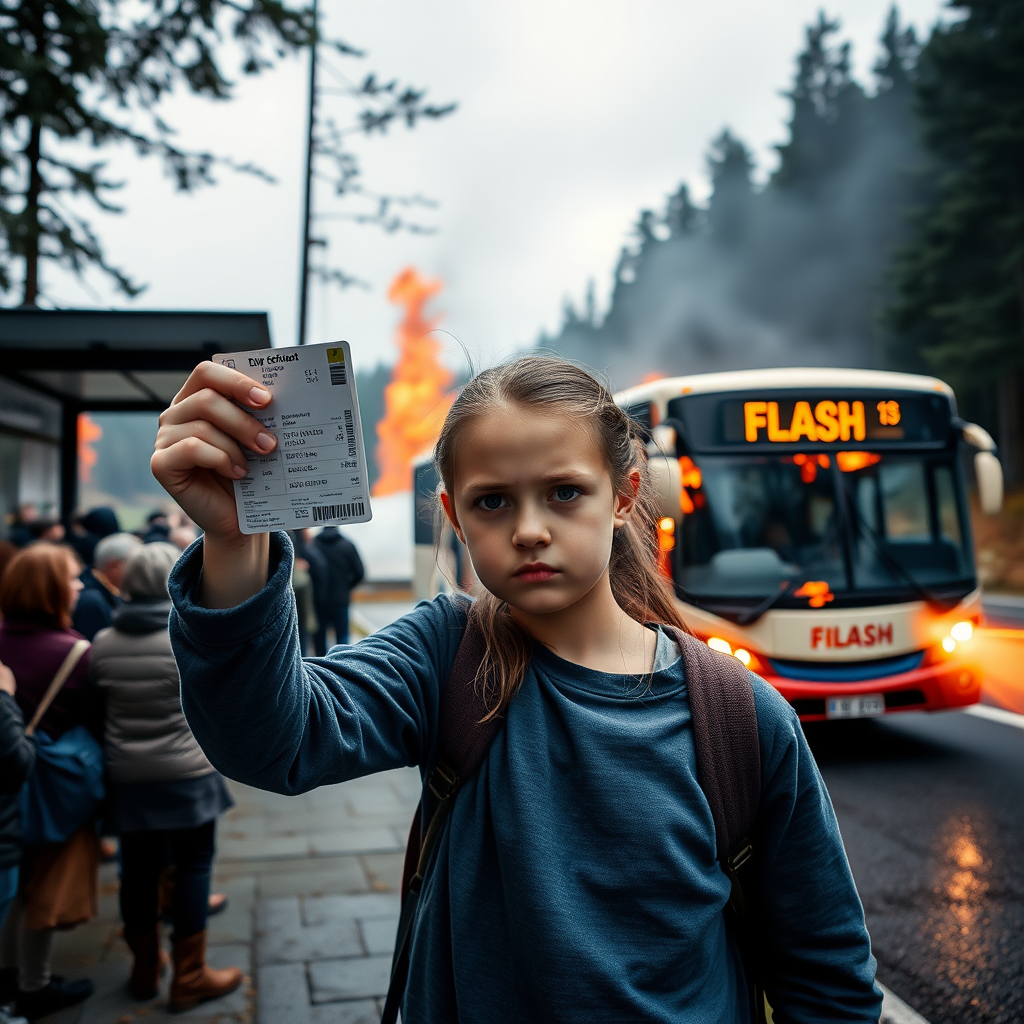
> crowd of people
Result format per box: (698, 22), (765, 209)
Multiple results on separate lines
(0, 503), (353, 1022)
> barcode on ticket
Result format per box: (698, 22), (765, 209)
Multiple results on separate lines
(312, 501), (366, 523)
(329, 362), (347, 386)
(344, 409), (357, 457)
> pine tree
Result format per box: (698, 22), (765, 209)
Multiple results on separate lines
(664, 183), (701, 238)
(0, 1), (454, 308)
(773, 12), (866, 194)
(706, 128), (754, 246)
(889, 0), (1024, 480)
(0, 0), (312, 305)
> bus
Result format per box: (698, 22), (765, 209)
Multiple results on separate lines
(413, 368), (1003, 722)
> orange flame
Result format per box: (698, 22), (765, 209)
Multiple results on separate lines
(836, 451), (882, 473)
(794, 580), (835, 608)
(77, 413), (103, 484)
(372, 267), (455, 496)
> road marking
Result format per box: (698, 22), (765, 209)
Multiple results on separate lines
(965, 704), (1024, 731)
(879, 983), (931, 1024)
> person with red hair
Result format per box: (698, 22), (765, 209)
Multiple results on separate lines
(0, 544), (99, 1021)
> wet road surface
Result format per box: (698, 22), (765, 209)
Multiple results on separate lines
(810, 710), (1024, 1024)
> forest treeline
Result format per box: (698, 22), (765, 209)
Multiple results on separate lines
(540, 1), (1024, 480)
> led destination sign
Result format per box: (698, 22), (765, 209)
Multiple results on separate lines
(743, 399), (875, 443)
(668, 390), (953, 452)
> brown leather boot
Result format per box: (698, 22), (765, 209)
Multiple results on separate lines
(169, 929), (242, 1013)
(126, 927), (167, 1000)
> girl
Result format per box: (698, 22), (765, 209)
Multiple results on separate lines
(152, 356), (882, 1023)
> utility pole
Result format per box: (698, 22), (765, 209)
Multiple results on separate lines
(297, 0), (318, 345)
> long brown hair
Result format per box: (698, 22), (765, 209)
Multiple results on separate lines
(0, 543), (81, 629)
(434, 356), (687, 718)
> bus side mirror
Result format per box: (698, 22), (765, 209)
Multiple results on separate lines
(975, 451), (1003, 515)
(648, 456), (683, 522)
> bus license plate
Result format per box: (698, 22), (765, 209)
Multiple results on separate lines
(827, 695), (885, 719)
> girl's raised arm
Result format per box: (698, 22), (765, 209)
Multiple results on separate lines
(169, 532), (464, 795)
(151, 360), (277, 609)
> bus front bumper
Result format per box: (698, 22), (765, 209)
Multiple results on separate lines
(763, 660), (982, 722)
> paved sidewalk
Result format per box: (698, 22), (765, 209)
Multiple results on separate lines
(45, 768), (420, 1024)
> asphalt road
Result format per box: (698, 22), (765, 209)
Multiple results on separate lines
(810, 709), (1024, 1024)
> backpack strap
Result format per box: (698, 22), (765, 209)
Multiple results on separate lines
(26, 639), (90, 738)
(383, 604), (502, 1024)
(667, 626), (765, 1023)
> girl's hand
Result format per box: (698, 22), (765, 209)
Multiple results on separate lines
(152, 362), (275, 544)
(152, 362), (276, 608)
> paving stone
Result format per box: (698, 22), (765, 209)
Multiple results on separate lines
(220, 815), (270, 840)
(310, 999), (380, 1024)
(218, 833), (311, 861)
(388, 769), (423, 804)
(303, 894), (400, 926)
(208, 874), (256, 945)
(308, 826), (402, 856)
(68, 949), (139, 1024)
(358, 916), (400, 957)
(358, 852), (405, 893)
(255, 899), (362, 966)
(257, 860), (368, 900)
(307, 956), (392, 1004)
(257, 962), (312, 1024)
(264, 811), (345, 835)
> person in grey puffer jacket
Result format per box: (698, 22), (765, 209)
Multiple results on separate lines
(91, 544), (241, 1013)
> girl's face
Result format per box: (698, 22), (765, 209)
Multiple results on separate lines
(442, 405), (637, 618)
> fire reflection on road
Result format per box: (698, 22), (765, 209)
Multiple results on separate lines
(925, 814), (1000, 1018)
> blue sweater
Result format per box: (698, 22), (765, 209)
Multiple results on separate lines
(169, 533), (881, 1024)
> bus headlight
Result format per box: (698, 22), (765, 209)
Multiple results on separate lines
(950, 621), (973, 643)
(706, 638), (758, 671)
(941, 636), (957, 653)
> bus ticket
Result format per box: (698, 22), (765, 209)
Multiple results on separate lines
(213, 341), (373, 535)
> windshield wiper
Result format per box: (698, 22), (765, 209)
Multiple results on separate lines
(735, 513), (844, 626)
(839, 488), (960, 611)
(734, 568), (818, 626)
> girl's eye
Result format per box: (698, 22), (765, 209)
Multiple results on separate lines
(552, 485), (582, 503)
(477, 494), (509, 511)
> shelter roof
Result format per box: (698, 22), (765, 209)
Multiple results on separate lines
(0, 308), (271, 410)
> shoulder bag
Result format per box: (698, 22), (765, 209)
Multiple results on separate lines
(20, 639), (105, 845)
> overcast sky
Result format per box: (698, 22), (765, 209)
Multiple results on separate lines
(47, 0), (948, 373)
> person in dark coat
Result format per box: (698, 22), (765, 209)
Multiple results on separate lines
(72, 533), (142, 642)
(0, 659), (34, 1024)
(6, 505), (39, 550)
(67, 507), (119, 568)
(289, 530), (325, 655)
(141, 513), (171, 546)
(311, 528), (364, 652)
(0, 544), (99, 1021)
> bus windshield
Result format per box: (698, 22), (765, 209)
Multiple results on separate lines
(675, 451), (974, 607)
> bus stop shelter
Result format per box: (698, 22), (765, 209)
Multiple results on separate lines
(0, 308), (271, 521)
